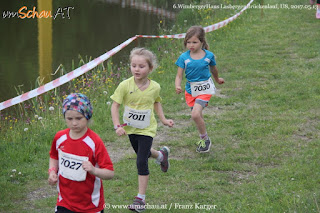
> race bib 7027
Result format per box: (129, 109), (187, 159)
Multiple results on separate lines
(58, 150), (88, 182)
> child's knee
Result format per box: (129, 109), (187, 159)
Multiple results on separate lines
(191, 113), (198, 121)
(191, 110), (201, 120)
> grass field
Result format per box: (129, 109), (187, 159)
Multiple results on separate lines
(0, 0), (319, 212)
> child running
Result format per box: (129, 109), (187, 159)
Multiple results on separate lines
(175, 26), (224, 153)
(111, 47), (174, 212)
(48, 93), (114, 213)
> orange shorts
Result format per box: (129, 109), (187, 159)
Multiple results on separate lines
(185, 91), (212, 108)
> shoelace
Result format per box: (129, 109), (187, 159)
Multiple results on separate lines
(196, 139), (206, 148)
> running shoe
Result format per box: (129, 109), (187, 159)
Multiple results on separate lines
(196, 138), (211, 153)
(128, 197), (145, 212)
(159, 146), (170, 172)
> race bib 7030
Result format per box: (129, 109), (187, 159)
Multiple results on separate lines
(190, 77), (216, 97)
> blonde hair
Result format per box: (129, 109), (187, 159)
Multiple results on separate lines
(129, 47), (158, 71)
(184, 26), (209, 50)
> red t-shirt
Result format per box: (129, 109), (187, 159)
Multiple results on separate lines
(49, 128), (114, 212)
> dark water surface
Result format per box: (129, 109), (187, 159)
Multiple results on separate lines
(0, 0), (176, 103)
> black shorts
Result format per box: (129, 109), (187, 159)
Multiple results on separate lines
(55, 206), (104, 213)
(128, 134), (153, 175)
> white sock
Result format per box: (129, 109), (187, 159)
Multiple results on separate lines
(156, 151), (163, 162)
(200, 133), (209, 140)
(137, 194), (146, 201)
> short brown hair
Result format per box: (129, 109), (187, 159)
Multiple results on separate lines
(184, 26), (209, 50)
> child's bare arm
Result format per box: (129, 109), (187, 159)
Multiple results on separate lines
(111, 101), (126, 136)
(175, 67), (184, 94)
(154, 102), (174, 127)
(210, 66), (225, 84)
(82, 161), (114, 180)
(48, 158), (58, 185)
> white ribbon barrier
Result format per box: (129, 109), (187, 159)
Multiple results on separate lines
(138, 0), (254, 38)
(204, 0), (254, 32)
(0, 36), (137, 111)
(0, 0), (254, 111)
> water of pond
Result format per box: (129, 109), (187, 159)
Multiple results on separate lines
(0, 0), (176, 104)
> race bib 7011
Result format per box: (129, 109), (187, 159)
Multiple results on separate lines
(123, 106), (151, 129)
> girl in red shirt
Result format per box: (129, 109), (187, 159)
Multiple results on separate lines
(48, 93), (114, 213)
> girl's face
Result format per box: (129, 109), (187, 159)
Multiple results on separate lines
(186, 35), (203, 53)
(130, 55), (152, 81)
(65, 110), (88, 137)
